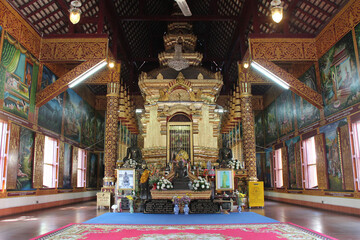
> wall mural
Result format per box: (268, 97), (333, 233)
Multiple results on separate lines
(63, 89), (82, 142)
(319, 32), (360, 117)
(276, 90), (294, 137)
(264, 148), (273, 187)
(95, 112), (105, 149)
(255, 113), (265, 147)
(40, 65), (57, 90)
(285, 136), (300, 189)
(264, 102), (278, 145)
(0, 31), (38, 119)
(87, 153), (98, 188)
(256, 153), (263, 181)
(295, 66), (320, 129)
(319, 118), (348, 191)
(62, 143), (72, 189)
(17, 126), (35, 190)
(81, 101), (95, 147)
(38, 93), (63, 134)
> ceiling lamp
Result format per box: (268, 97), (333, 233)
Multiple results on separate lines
(271, 0), (283, 23)
(168, 44), (189, 71)
(175, 0), (192, 16)
(69, 0), (82, 24)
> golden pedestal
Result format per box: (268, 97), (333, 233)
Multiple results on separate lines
(151, 190), (211, 200)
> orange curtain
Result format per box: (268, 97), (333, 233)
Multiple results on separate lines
(339, 125), (354, 191)
(314, 134), (328, 190)
(33, 133), (45, 188)
(6, 123), (20, 189)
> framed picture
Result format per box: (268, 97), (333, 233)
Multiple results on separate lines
(116, 169), (135, 190)
(215, 169), (234, 191)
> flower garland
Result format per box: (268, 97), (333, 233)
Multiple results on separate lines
(192, 176), (210, 191)
(156, 177), (173, 190)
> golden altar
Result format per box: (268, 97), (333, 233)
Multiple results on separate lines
(151, 189), (211, 200)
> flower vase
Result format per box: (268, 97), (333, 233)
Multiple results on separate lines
(174, 204), (179, 215)
(184, 204), (189, 215)
(129, 200), (134, 213)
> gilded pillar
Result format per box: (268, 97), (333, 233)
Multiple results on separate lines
(239, 64), (257, 182)
(103, 64), (121, 192)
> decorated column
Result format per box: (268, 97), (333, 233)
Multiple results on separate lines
(103, 63), (121, 192)
(238, 64), (257, 181)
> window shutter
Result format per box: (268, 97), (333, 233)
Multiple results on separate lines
(294, 141), (303, 188)
(6, 123), (20, 189)
(339, 125), (354, 191)
(314, 134), (328, 190)
(33, 133), (45, 188)
(281, 146), (289, 189)
(72, 146), (78, 188)
(58, 141), (65, 188)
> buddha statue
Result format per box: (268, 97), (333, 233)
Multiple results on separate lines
(217, 140), (232, 167)
(121, 138), (142, 168)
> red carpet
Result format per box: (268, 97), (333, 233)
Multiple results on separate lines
(32, 223), (337, 240)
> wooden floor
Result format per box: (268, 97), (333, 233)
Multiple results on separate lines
(0, 200), (359, 240)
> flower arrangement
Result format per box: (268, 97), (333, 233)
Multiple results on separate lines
(192, 176), (210, 191)
(172, 195), (191, 205)
(128, 159), (137, 168)
(126, 195), (134, 201)
(156, 177), (173, 190)
(228, 159), (243, 170)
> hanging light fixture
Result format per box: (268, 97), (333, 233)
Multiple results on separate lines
(271, 0), (283, 23)
(168, 43), (189, 71)
(69, 0), (82, 24)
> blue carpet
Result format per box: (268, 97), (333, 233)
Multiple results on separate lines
(84, 212), (278, 224)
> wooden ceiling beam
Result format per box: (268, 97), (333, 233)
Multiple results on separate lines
(113, 15), (239, 21)
(19, 0), (39, 10)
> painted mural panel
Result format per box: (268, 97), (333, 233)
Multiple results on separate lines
(264, 148), (273, 188)
(285, 136), (300, 189)
(255, 113), (265, 147)
(63, 143), (72, 189)
(319, 32), (360, 117)
(38, 93), (63, 134)
(319, 118), (348, 191)
(276, 90), (294, 137)
(63, 89), (82, 142)
(295, 66), (320, 129)
(81, 100), (95, 147)
(88, 153), (98, 188)
(17, 126), (35, 190)
(40, 65), (57, 90)
(256, 153), (263, 181)
(95, 112), (105, 149)
(264, 102), (278, 145)
(0, 32), (38, 119)
(98, 152), (104, 187)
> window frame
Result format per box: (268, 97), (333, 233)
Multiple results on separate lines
(77, 148), (87, 188)
(273, 148), (283, 188)
(302, 136), (318, 189)
(42, 136), (59, 188)
(351, 120), (360, 191)
(0, 120), (9, 191)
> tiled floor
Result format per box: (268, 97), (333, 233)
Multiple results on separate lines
(0, 200), (359, 240)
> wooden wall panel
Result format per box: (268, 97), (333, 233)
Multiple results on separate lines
(339, 125), (355, 191)
(294, 142), (303, 189)
(314, 134), (328, 190)
(33, 133), (45, 188)
(281, 147), (289, 188)
(6, 123), (20, 189)
(72, 146), (79, 188)
(58, 141), (65, 188)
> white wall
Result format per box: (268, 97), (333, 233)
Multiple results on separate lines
(265, 191), (360, 209)
(0, 191), (97, 210)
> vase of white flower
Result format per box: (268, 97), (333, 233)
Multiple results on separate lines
(184, 204), (189, 215)
(192, 177), (210, 191)
(174, 204), (179, 215)
(156, 177), (173, 190)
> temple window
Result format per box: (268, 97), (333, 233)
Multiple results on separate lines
(77, 149), (87, 188)
(274, 148), (283, 188)
(0, 121), (9, 191)
(302, 137), (318, 189)
(43, 136), (59, 188)
(351, 120), (360, 191)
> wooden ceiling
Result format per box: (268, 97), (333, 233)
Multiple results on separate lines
(7, 0), (350, 95)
